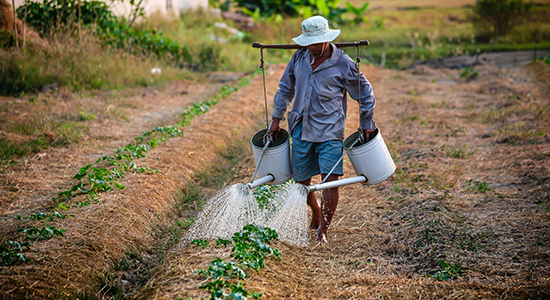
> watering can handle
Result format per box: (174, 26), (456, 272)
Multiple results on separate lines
(250, 138), (272, 184)
(321, 132), (363, 184)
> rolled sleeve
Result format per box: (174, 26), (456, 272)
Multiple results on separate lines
(360, 110), (376, 130)
(272, 53), (299, 121)
(272, 107), (286, 120)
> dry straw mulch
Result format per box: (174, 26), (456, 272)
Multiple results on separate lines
(135, 64), (550, 300)
(1, 61), (550, 300)
(0, 71), (268, 299)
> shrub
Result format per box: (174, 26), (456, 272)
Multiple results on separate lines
(472, 0), (532, 37)
(16, 0), (192, 64)
(234, 0), (347, 23)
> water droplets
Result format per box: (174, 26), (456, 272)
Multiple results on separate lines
(184, 183), (310, 247)
(265, 184), (309, 246)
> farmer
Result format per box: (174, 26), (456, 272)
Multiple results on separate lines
(268, 15), (377, 243)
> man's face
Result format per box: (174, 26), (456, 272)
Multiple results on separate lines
(307, 42), (327, 58)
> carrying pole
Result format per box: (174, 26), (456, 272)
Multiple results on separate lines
(252, 40), (369, 49)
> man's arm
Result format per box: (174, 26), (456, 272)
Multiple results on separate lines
(268, 118), (281, 139)
(269, 51), (301, 137)
(344, 62), (377, 142)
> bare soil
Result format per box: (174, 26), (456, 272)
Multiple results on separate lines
(1, 60), (549, 299)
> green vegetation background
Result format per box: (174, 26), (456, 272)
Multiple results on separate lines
(1, 0), (549, 97)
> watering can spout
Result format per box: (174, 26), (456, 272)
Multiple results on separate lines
(247, 174), (275, 189)
(304, 175), (367, 194)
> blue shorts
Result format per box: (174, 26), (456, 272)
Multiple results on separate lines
(291, 122), (344, 182)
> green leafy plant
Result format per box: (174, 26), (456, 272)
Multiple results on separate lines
(234, 0), (346, 22)
(17, 211), (67, 221)
(216, 238), (233, 248)
(191, 239), (209, 248)
(16, 0), (192, 64)
(197, 257), (248, 280)
(196, 224), (280, 300)
(459, 67), (479, 81)
(230, 225), (281, 272)
(18, 225), (67, 242)
(345, 1), (370, 25)
(253, 180), (294, 208)
(0, 241), (31, 266)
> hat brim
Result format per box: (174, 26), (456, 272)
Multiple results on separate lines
(292, 29), (341, 47)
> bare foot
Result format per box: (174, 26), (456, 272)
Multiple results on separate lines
(309, 221), (319, 230)
(316, 230), (328, 243)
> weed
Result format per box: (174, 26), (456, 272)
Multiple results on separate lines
(97, 272), (124, 300)
(428, 260), (463, 281)
(444, 143), (474, 158)
(78, 111), (95, 121)
(464, 179), (491, 193)
(539, 201), (550, 211)
(459, 67), (479, 81)
(415, 223), (440, 249)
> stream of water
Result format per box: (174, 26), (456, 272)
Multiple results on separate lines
(184, 183), (309, 246)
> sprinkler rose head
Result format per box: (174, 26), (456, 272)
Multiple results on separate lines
(236, 183), (254, 197)
(297, 183), (312, 195)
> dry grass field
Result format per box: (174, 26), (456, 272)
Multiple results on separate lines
(1, 2), (549, 297)
(1, 56), (549, 299)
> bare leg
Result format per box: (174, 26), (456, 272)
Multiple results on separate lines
(317, 174), (339, 242)
(297, 178), (320, 230)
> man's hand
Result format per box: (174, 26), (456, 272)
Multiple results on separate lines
(362, 128), (377, 143)
(268, 118), (281, 140)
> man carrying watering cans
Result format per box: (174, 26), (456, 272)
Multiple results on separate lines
(268, 15), (377, 243)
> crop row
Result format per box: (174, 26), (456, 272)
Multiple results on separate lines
(1, 76), (251, 266)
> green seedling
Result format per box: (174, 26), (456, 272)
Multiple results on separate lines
(197, 225), (280, 300)
(428, 260), (463, 281)
(191, 239), (209, 248)
(18, 226), (67, 242)
(464, 179), (491, 193)
(216, 238), (232, 248)
(197, 257), (247, 280)
(17, 211), (67, 221)
(0, 241), (31, 266)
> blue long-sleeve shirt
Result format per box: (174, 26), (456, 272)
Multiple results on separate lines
(272, 43), (376, 142)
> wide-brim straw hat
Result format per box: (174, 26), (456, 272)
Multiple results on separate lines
(292, 15), (341, 47)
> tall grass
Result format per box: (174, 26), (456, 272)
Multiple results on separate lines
(0, 31), (189, 96)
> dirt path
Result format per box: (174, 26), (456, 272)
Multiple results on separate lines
(1, 60), (549, 299)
